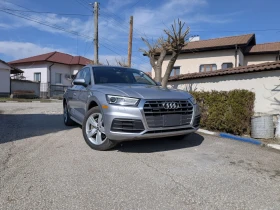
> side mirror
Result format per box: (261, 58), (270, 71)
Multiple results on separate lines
(73, 78), (87, 87)
(156, 82), (162, 86)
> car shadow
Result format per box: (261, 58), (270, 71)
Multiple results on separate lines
(0, 113), (75, 144)
(114, 133), (204, 153)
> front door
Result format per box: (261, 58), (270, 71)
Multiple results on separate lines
(68, 69), (85, 122)
(75, 67), (92, 122)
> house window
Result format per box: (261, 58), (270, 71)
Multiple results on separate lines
(170, 66), (180, 76)
(34, 73), (41, 82)
(55, 73), (62, 84)
(199, 64), (217, 72)
(222, 63), (233, 69)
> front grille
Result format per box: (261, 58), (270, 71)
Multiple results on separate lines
(111, 119), (144, 133)
(143, 100), (193, 128)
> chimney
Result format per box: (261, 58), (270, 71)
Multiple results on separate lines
(189, 35), (200, 42)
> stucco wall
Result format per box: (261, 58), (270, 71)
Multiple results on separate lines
(244, 54), (277, 65)
(153, 49), (236, 78)
(15, 63), (49, 83)
(238, 49), (244, 66)
(71, 65), (83, 75)
(50, 63), (72, 86)
(0, 63), (11, 96)
(14, 62), (84, 86)
(11, 80), (40, 97)
(168, 70), (280, 114)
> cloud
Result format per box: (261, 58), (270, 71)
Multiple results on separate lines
(0, 23), (12, 29)
(0, 41), (69, 60)
(106, 0), (132, 12)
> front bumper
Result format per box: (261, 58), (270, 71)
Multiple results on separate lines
(102, 100), (200, 141)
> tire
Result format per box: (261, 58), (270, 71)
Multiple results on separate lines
(82, 107), (117, 151)
(64, 102), (76, 126)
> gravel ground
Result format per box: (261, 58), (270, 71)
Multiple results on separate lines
(0, 103), (280, 210)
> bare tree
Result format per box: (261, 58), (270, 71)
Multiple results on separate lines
(140, 37), (168, 82)
(161, 19), (190, 87)
(115, 58), (129, 67)
(104, 57), (129, 67)
(140, 19), (190, 87)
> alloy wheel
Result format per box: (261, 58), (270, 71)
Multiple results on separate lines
(85, 113), (107, 145)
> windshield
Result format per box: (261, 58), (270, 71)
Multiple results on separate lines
(93, 67), (156, 85)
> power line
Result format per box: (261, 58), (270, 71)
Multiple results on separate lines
(0, 4), (149, 64)
(0, 9), (134, 59)
(0, 8), (91, 16)
(73, 0), (92, 11)
(101, 8), (145, 37)
(131, 0), (142, 8)
(0, 9), (91, 38)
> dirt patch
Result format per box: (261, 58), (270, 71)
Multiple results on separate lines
(261, 138), (280, 145)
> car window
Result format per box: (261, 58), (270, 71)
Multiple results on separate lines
(75, 69), (84, 80)
(93, 67), (156, 85)
(83, 67), (91, 85)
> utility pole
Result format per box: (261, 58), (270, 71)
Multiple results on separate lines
(93, 2), (99, 64)
(127, 16), (133, 67)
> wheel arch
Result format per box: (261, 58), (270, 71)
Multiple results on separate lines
(87, 97), (101, 112)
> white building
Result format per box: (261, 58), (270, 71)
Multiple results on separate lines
(0, 59), (23, 97)
(151, 34), (280, 78)
(9, 51), (91, 97)
(168, 61), (280, 115)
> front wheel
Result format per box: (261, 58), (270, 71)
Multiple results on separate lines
(82, 107), (117, 151)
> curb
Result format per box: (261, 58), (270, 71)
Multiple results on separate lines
(198, 128), (280, 150)
(266, 144), (280, 151)
(219, 133), (262, 145)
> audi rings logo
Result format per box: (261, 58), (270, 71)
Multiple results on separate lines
(162, 102), (180, 109)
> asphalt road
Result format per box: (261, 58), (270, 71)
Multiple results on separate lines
(0, 103), (280, 210)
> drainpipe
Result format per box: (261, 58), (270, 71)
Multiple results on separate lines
(235, 45), (238, 67)
(48, 63), (54, 98)
(9, 74), (11, 97)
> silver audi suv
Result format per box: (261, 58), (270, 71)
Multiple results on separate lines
(63, 65), (201, 150)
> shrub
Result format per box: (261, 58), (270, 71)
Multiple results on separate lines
(190, 90), (255, 135)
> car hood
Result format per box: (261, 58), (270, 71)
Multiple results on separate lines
(92, 84), (192, 100)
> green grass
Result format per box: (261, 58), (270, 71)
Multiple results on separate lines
(0, 98), (52, 103)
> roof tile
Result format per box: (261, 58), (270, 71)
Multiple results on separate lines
(182, 34), (255, 52)
(168, 61), (280, 81)
(245, 42), (280, 54)
(9, 51), (91, 66)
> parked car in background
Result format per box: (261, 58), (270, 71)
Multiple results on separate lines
(63, 65), (201, 150)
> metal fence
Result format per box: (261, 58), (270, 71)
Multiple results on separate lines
(50, 84), (69, 98)
(40, 83), (70, 98)
(40, 83), (49, 98)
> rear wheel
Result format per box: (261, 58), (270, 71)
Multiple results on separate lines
(64, 102), (75, 126)
(82, 107), (117, 151)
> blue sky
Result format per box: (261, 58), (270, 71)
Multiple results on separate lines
(0, 0), (279, 71)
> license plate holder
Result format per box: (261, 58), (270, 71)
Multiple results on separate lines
(163, 114), (181, 127)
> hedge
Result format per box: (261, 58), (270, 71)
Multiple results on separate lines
(191, 90), (255, 135)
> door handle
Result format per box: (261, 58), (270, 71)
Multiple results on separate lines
(73, 93), (77, 96)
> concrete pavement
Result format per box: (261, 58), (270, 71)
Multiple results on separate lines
(0, 103), (280, 210)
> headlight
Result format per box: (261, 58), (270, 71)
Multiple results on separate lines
(189, 96), (197, 105)
(106, 95), (140, 106)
